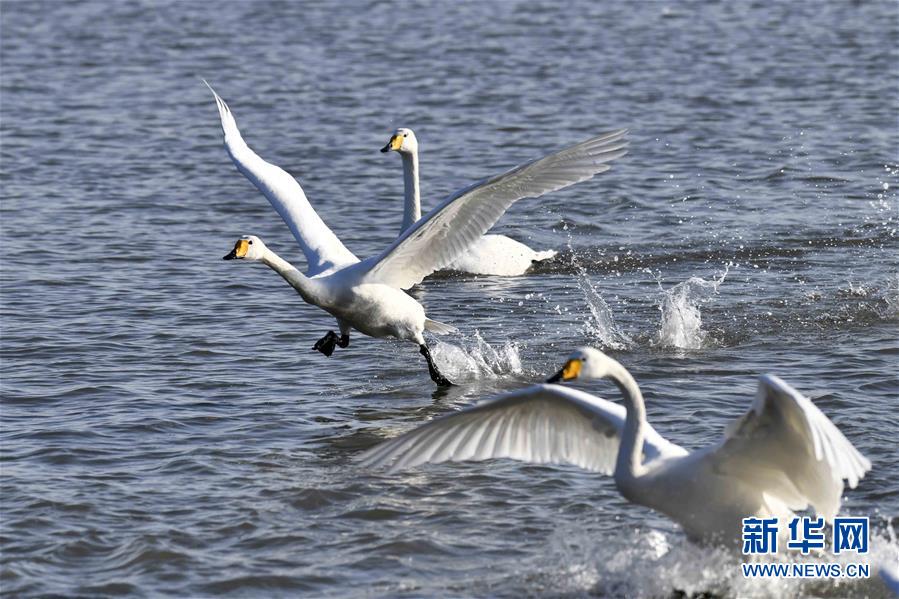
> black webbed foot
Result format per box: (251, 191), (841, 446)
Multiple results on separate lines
(419, 344), (454, 387)
(313, 331), (339, 357)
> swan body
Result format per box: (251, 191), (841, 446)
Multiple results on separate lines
(382, 128), (558, 276)
(440, 235), (557, 277)
(229, 236), (431, 340)
(360, 348), (871, 542)
(207, 83), (627, 384)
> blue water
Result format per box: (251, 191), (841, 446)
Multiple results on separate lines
(1, 1), (897, 596)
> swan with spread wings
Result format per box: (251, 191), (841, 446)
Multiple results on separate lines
(206, 83), (626, 385)
(360, 348), (870, 542)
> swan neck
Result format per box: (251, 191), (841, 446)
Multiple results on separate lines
(611, 362), (648, 481)
(260, 248), (315, 302)
(400, 150), (421, 234)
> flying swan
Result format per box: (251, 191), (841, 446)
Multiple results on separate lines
(359, 347), (871, 542)
(382, 128), (558, 276)
(206, 84), (627, 385)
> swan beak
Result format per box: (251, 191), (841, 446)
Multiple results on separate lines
(380, 134), (402, 153)
(546, 359), (582, 383)
(223, 238), (249, 260)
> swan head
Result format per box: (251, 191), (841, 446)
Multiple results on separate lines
(380, 128), (418, 155)
(545, 347), (618, 383)
(223, 235), (267, 261)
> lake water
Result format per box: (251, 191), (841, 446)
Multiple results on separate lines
(1, 1), (897, 597)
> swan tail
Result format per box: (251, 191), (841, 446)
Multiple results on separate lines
(531, 249), (557, 263)
(424, 318), (458, 335)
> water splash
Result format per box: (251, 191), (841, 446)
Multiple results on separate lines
(656, 268), (728, 350)
(841, 280), (871, 298)
(431, 331), (522, 381)
(565, 230), (632, 350)
(576, 271), (633, 350)
(541, 524), (898, 598)
(883, 273), (899, 318)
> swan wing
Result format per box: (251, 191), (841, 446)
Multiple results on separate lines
(358, 383), (684, 474)
(361, 130), (628, 288)
(711, 375), (871, 519)
(206, 83), (359, 276)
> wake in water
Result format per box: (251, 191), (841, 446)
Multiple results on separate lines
(431, 331), (523, 381)
(654, 268), (729, 350)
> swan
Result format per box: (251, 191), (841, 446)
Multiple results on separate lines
(359, 347), (871, 542)
(382, 128), (559, 276)
(206, 83), (628, 385)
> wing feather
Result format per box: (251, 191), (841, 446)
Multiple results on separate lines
(358, 384), (685, 475)
(712, 375), (871, 520)
(205, 82), (358, 276)
(361, 130), (628, 289)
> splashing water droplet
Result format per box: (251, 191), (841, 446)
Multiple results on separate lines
(432, 331), (522, 381)
(575, 270), (632, 350)
(656, 270), (727, 350)
(559, 230), (632, 350)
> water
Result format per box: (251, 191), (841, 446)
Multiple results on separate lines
(2, 1), (897, 596)
(656, 272), (727, 350)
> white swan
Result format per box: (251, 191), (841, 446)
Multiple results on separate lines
(207, 83), (628, 385)
(382, 128), (560, 276)
(360, 347), (871, 542)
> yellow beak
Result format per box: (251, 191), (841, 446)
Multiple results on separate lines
(546, 358), (582, 383)
(561, 359), (582, 380)
(223, 238), (249, 260)
(380, 134), (403, 153)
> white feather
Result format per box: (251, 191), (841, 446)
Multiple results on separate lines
(206, 81), (358, 277)
(359, 383), (684, 475)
